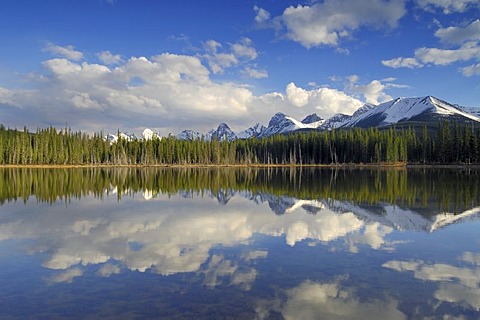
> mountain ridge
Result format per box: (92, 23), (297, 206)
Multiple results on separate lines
(119, 96), (480, 141)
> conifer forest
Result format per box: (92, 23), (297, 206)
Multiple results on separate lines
(0, 121), (479, 166)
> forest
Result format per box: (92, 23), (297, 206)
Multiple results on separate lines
(0, 121), (479, 166)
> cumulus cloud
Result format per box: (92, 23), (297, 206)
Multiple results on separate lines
(42, 42), (84, 61)
(97, 50), (123, 65)
(0, 44), (369, 134)
(416, 0), (479, 14)
(1, 51), (262, 133)
(284, 82), (363, 115)
(275, 0), (406, 48)
(346, 76), (393, 104)
(342, 75), (407, 104)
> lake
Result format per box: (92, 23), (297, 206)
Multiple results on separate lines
(0, 167), (479, 319)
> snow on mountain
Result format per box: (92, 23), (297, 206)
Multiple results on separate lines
(341, 96), (480, 128)
(119, 132), (138, 141)
(209, 123), (237, 142)
(460, 106), (480, 118)
(259, 113), (305, 138)
(301, 113), (325, 128)
(177, 129), (202, 141)
(248, 191), (480, 233)
(237, 123), (267, 139)
(142, 128), (160, 140)
(106, 132), (138, 143)
(106, 133), (118, 143)
(114, 96), (480, 141)
(258, 112), (324, 138)
(351, 103), (376, 117)
(319, 113), (351, 130)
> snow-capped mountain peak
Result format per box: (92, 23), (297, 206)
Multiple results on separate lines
(301, 113), (323, 124)
(237, 123), (267, 139)
(260, 112), (311, 138)
(301, 113), (325, 128)
(177, 129), (202, 141)
(120, 96), (480, 142)
(341, 96), (480, 128)
(142, 128), (160, 140)
(210, 123), (237, 142)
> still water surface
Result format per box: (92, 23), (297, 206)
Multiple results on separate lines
(0, 168), (479, 319)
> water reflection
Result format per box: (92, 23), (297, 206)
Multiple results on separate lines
(384, 253), (480, 311)
(257, 279), (406, 320)
(0, 167), (479, 318)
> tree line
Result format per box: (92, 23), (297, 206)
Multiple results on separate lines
(0, 121), (479, 166)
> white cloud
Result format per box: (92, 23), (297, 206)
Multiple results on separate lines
(242, 66), (268, 79)
(460, 63), (480, 76)
(286, 82), (310, 107)
(43, 42), (84, 61)
(382, 57), (423, 69)
(1, 44), (369, 134)
(346, 76), (398, 104)
(201, 38), (259, 75)
(383, 40), (480, 75)
(415, 41), (480, 65)
(254, 5), (271, 25)
(97, 50), (123, 65)
(383, 19), (480, 74)
(417, 0), (479, 14)
(435, 20), (480, 45)
(231, 37), (258, 60)
(276, 0), (406, 48)
(283, 82), (363, 116)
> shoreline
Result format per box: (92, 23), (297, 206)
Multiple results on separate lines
(0, 163), (479, 169)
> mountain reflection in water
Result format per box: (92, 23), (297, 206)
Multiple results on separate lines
(0, 167), (479, 319)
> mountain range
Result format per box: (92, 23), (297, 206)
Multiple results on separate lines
(109, 96), (480, 142)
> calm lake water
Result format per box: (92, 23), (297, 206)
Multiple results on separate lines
(0, 167), (479, 319)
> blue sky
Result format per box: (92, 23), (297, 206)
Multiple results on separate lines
(0, 0), (479, 135)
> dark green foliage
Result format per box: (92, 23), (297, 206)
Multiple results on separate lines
(1, 167), (479, 214)
(0, 122), (479, 165)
